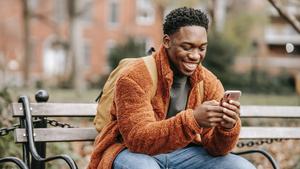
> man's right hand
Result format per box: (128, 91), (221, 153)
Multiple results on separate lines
(193, 100), (224, 128)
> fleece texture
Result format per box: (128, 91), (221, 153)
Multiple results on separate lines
(87, 45), (241, 169)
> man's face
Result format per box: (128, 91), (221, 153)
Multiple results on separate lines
(163, 26), (208, 76)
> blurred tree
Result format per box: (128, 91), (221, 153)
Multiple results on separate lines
(268, 0), (300, 33)
(21, 0), (31, 88)
(108, 37), (146, 70)
(18, 0), (64, 88)
(151, 0), (202, 25)
(66, 0), (86, 93)
(0, 24), (8, 87)
(208, 0), (227, 32)
(15, 0), (92, 93)
(63, 0), (93, 94)
(223, 10), (267, 55)
(204, 31), (238, 87)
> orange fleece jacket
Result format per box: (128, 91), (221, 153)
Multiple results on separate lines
(87, 45), (241, 169)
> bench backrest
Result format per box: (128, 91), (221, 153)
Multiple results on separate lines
(10, 103), (300, 143)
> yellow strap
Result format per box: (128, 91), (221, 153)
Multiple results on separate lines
(142, 55), (157, 98)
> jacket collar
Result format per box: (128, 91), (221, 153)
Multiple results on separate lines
(154, 45), (203, 88)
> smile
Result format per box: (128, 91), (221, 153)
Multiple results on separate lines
(182, 62), (198, 71)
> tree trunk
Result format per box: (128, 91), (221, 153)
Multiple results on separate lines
(67, 0), (86, 94)
(211, 0), (227, 32)
(22, 0), (31, 88)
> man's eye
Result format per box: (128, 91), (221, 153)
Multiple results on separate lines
(182, 45), (192, 51)
(199, 48), (206, 51)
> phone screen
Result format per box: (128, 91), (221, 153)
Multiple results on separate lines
(220, 90), (241, 104)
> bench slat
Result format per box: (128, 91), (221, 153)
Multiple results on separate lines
(241, 105), (300, 118)
(11, 103), (97, 117)
(240, 127), (300, 139)
(11, 103), (300, 118)
(14, 128), (98, 143)
(14, 127), (300, 143)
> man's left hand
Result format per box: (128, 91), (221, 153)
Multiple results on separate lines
(219, 100), (240, 129)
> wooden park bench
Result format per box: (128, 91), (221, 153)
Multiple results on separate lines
(2, 90), (300, 169)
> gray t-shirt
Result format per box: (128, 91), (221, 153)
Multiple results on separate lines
(167, 73), (190, 118)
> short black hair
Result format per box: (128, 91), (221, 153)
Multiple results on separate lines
(163, 7), (209, 35)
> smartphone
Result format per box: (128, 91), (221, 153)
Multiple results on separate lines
(220, 90), (242, 105)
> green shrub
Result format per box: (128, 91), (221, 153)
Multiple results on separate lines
(108, 37), (146, 70)
(87, 37), (147, 89)
(204, 31), (238, 87)
(228, 70), (295, 94)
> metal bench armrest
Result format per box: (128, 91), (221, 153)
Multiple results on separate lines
(18, 96), (78, 169)
(233, 149), (280, 169)
(0, 157), (28, 169)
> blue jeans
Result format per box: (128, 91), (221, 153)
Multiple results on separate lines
(113, 146), (256, 169)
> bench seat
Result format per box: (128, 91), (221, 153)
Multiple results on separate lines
(10, 103), (300, 143)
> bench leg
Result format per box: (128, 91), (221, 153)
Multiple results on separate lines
(233, 149), (280, 169)
(31, 117), (47, 169)
(20, 117), (30, 166)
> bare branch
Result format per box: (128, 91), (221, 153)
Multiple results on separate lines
(268, 0), (300, 34)
(76, 1), (93, 17)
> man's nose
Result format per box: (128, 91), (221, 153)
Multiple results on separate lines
(188, 49), (201, 61)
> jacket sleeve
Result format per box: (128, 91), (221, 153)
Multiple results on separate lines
(115, 76), (202, 155)
(201, 79), (241, 156)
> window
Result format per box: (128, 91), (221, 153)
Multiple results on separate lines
(43, 47), (66, 76)
(108, 0), (119, 26)
(136, 0), (155, 25)
(53, 0), (66, 23)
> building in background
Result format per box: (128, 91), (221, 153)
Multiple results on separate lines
(0, 0), (163, 87)
(234, 0), (300, 77)
(0, 0), (299, 88)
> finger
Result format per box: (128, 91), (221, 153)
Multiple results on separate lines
(229, 100), (240, 108)
(221, 114), (236, 124)
(222, 108), (239, 120)
(222, 102), (238, 111)
(222, 102), (240, 117)
(207, 112), (223, 118)
(208, 117), (223, 123)
(206, 106), (224, 113)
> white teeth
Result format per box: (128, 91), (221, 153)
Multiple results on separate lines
(183, 62), (197, 70)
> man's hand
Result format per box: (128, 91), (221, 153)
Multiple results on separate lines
(219, 100), (240, 129)
(193, 100), (224, 128)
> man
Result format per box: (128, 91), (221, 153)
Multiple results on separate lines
(88, 7), (256, 169)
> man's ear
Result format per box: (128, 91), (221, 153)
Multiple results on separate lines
(162, 35), (171, 49)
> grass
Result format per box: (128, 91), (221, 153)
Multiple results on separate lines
(9, 87), (300, 106)
(9, 88), (100, 103)
(240, 93), (300, 106)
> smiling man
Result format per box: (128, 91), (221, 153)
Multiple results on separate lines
(88, 7), (256, 169)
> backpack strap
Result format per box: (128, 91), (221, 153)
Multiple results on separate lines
(142, 55), (157, 99)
